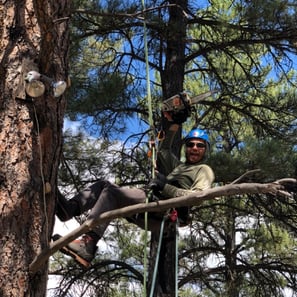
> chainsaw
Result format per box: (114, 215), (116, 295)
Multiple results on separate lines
(162, 90), (217, 112)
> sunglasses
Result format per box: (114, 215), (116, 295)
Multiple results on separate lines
(185, 142), (206, 148)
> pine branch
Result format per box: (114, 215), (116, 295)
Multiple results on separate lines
(29, 178), (296, 275)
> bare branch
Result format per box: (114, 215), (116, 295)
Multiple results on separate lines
(231, 169), (261, 184)
(75, 4), (178, 21)
(29, 179), (296, 274)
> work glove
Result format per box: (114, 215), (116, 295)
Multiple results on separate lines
(171, 93), (191, 124)
(171, 109), (189, 124)
(149, 172), (167, 193)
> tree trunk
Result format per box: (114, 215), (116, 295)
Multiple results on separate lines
(225, 208), (240, 297)
(151, 1), (188, 295)
(160, 0), (187, 98)
(0, 1), (69, 296)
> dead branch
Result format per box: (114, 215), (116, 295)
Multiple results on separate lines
(29, 179), (296, 275)
(230, 169), (261, 184)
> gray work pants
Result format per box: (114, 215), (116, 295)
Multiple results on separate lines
(71, 180), (162, 238)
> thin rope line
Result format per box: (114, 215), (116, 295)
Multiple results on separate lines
(175, 219), (179, 297)
(33, 102), (49, 241)
(141, 0), (151, 295)
(149, 216), (166, 297)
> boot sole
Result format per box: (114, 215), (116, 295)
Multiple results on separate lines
(52, 234), (91, 268)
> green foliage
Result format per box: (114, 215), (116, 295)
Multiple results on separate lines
(247, 223), (297, 261)
(209, 137), (297, 183)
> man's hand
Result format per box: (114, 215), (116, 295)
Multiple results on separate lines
(163, 109), (189, 125)
(163, 111), (173, 122)
(171, 109), (189, 124)
(149, 172), (167, 193)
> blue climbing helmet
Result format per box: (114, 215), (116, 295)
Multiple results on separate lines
(184, 128), (210, 145)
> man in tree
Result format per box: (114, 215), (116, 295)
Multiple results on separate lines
(54, 119), (215, 267)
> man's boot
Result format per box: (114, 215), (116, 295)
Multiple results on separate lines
(53, 233), (98, 268)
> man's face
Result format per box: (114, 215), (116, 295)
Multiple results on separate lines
(185, 139), (206, 164)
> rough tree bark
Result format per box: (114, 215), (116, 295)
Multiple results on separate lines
(0, 1), (69, 296)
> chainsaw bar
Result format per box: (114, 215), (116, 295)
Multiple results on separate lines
(162, 90), (217, 112)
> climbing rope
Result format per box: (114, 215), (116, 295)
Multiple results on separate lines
(169, 209), (180, 297)
(141, 0), (155, 295)
(175, 216), (179, 297)
(149, 215), (166, 297)
(149, 210), (179, 296)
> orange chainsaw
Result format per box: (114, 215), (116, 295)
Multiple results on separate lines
(162, 90), (217, 112)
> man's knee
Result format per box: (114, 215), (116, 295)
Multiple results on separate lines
(79, 180), (112, 212)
